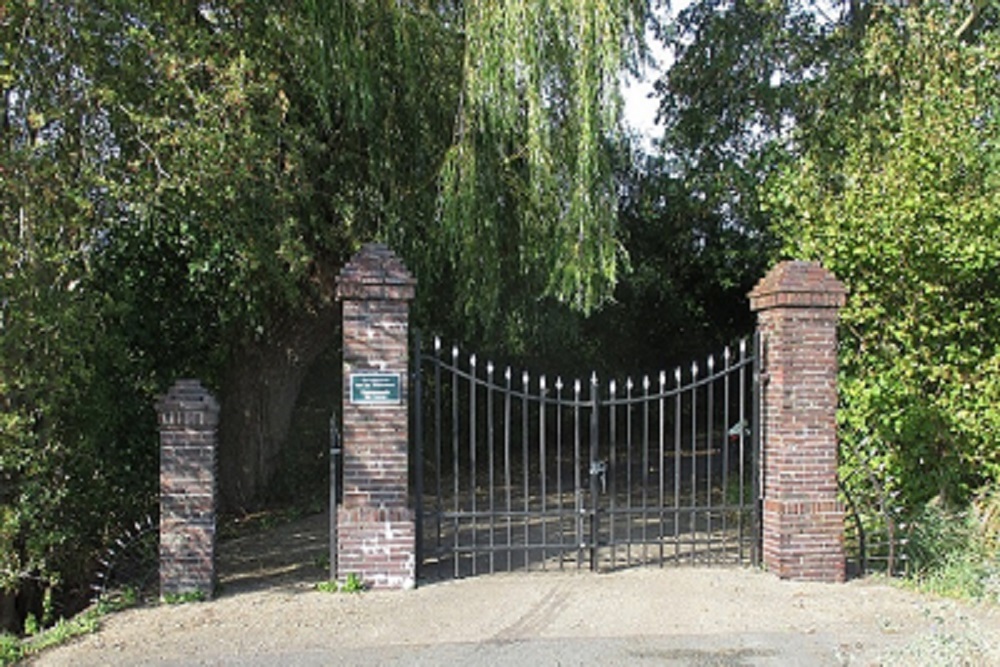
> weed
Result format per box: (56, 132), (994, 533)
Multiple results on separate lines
(315, 580), (338, 593)
(163, 590), (206, 605)
(96, 586), (139, 614)
(23, 613), (39, 638)
(903, 493), (1000, 602)
(0, 633), (22, 666)
(315, 573), (366, 594)
(341, 573), (365, 593)
(0, 597), (122, 667)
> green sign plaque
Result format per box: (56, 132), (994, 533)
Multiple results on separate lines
(350, 372), (402, 405)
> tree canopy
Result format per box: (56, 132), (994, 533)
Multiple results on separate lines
(1, 0), (650, 629)
(765, 1), (1000, 508)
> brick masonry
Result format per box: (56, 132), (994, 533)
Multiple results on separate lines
(156, 379), (219, 598)
(750, 261), (847, 582)
(336, 244), (417, 589)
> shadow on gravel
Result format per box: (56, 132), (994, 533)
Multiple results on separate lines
(216, 511), (329, 595)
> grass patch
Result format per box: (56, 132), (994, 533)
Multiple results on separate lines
(315, 572), (365, 594)
(902, 490), (1000, 604)
(162, 589), (206, 605)
(0, 587), (140, 667)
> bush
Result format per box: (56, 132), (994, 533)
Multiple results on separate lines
(903, 490), (1000, 602)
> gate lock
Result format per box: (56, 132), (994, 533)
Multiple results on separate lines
(589, 460), (608, 494)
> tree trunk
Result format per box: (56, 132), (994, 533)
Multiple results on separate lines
(218, 303), (339, 512)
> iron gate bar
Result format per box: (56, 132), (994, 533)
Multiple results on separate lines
(722, 348), (731, 560)
(608, 380), (617, 567)
(503, 367), (512, 572)
(658, 372), (666, 566)
(434, 337), (442, 556)
(451, 345), (459, 579)
(674, 369), (682, 563)
(706, 357), (714, 558)
(329, 413), (340, 582)
(751, 332), (762, 567)
(522, 371), (530, 571)
(739, 339), (748, 563)
(690, 362), (698, 562)
(539, 375), (547, 570)
(642, 375), (650, 564)
(573, 379), (583, 569)
(469, 355), (477, 577)
(589, 374), (600, 572)
(412, 332), (423, 581)
(555, 377), (565, 570)
(487, 362), (496, 575)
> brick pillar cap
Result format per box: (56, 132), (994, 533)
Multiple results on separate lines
(749, 260), (846, 312)
(155, 379), (220, 415)
(336, 243), (416, 301)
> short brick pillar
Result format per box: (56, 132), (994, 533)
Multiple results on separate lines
(750, 261), (847, 582)
(335, 244), (417, 589)
(156, 379), (219, 598)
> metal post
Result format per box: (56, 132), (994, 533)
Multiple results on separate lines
(751, 330), (763, 567)
(413, 331), (424, 583)
(329, 413), (340, 582)
(589, 374), (600, 571)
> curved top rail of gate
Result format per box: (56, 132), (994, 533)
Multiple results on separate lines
(415, 334), (756, 407)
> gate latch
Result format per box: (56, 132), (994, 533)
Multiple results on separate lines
(590, 460), (607, 494)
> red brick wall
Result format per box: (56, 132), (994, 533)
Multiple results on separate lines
(336, 244), (417, 589)
(156, 380), (219, 598)
(750, 261), (847, 582)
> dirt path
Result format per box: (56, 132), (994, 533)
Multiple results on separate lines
(29, 512), (1000, 666)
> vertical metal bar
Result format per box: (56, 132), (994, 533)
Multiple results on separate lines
(413, 332), (424, 583)
(641, 376), (650, 564)
(738, 339), (748, 564)
(588, 373), (600, 572)
(434, 338), (443, 555)
(452, 346), (460, 578)
(329, 413), (339, 582)
(722, 346), (732, 563)
(504, 368), (513, 571)
(540, 376), (548, 570)
(556, 378), (565, 569)
(487, 362), (496, 574)
(609, 380), (617, 570)
(751, 333), (763, 567)
(626, 378), (634, 566)
(674, 368), (682, 563)
(658, 372), (666, 567)
(522, 371), (530, 571)
(469, 355), (478, 576)
(706, 355), (715, 562)
(574, 379), (583, 569)
(690, 362), (699, 563)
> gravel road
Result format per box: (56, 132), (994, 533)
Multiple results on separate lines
(27, 512), (1000, 666)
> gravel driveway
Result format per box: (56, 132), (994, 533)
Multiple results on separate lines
(28, 512), (1000, 666)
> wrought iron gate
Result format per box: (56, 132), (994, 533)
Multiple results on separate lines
(412, 333), (761, 580)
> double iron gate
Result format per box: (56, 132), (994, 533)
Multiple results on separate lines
(412, 333), (762, 580)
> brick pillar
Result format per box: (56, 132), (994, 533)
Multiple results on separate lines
(335, 244), (416, 589)
(749, 261), (847, 582)
(156, 379), (219, 598)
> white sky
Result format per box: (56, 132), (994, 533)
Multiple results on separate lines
(622, 6), (676, 149)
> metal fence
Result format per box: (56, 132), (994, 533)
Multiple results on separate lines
(412, 333), (761, 580)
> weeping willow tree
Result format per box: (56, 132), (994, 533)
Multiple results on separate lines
(303, 1), (648, 341)
(0, 7), (651, 609)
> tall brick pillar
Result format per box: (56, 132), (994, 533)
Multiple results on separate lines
(335, 244), (416, 589)
(750, 261), (847, 582)
(156, 379), (219, 598)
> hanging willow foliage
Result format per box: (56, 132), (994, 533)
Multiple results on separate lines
(301, 0), (648, 326)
